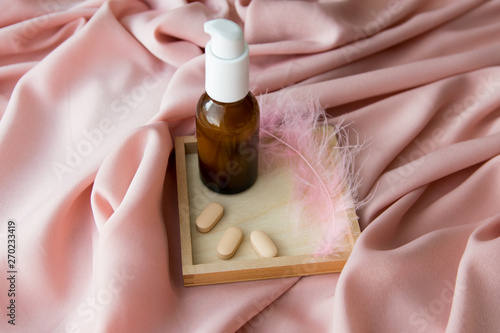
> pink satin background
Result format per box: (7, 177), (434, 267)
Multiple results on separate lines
(1, 0), (499, 332)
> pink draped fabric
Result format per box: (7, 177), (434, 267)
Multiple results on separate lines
(1, 0), (499, 332)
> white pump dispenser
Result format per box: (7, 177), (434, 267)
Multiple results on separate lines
(204, 19), (249, 103)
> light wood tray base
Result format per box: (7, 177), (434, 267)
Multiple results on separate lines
(175, 136), (360, 287)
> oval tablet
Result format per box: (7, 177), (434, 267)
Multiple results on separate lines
(196, 202), (224, 233)
(250, 230), (277, 258)
(217, 226), (243, 260)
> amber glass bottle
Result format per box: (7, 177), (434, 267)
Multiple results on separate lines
(196, 92), (259, 194)
(196, 19), (259, 194)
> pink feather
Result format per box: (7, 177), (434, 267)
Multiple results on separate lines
(258, 95), (363, 256)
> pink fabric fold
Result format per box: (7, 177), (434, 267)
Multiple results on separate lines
(1, 0), (500, 332)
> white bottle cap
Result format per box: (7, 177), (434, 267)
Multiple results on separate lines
(204, 19), (249, 103)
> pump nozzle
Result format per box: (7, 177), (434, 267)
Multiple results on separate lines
(203, 19), (249, 103)
(204, 19), (244, 60)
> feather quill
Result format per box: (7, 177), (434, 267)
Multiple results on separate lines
(259, 95), (363, 256)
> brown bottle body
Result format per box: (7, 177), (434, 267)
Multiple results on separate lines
(196, 92), (259, 194)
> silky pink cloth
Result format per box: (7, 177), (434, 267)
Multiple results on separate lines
(1, 0), (500, 332)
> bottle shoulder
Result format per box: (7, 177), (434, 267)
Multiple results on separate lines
(196, 92), (259, 131)
(197, 92), (259, 110)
